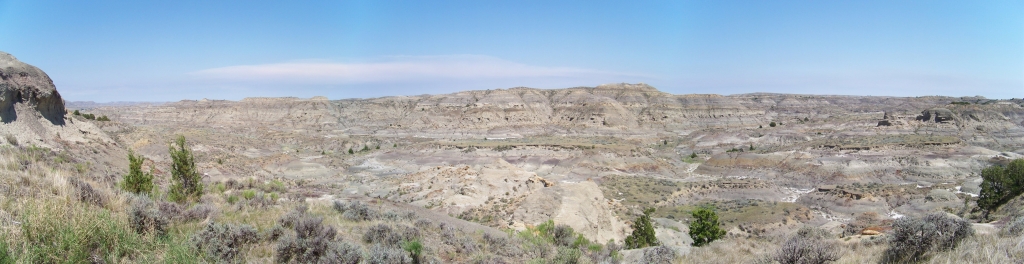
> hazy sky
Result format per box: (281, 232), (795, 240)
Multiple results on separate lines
(1, 1), (1021, 102)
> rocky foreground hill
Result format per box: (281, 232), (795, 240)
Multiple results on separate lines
(3, 49), (1024, 262)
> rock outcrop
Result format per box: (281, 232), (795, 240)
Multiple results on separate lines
(0, 51), (115, 149)
(917, 108), (957, 123)
(0, 52), (65, 125)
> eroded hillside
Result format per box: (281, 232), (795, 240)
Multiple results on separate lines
(72, 83), (1023, 252)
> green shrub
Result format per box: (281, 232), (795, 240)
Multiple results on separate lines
(265, 179), (287, 193)
(690, 152), (697, 159)
(401, 239), (423, 262)
(168, 135), (203, 203)
(241, 189), (256, 200)
(226, 195), (239, 204)
(769, 122), (777, 127)
(348, 148), (354, 154)
(978, 159), (1024, 214)
(96, 115), (110, 121)
(122, 150), (154, 195)
(882, 213), (974, 263)
(73, 109), (81, 115)
(688, 206), (725, 247)
(625, 208), (659, 249)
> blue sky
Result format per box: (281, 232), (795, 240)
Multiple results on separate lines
(0, 1), (1021, 102)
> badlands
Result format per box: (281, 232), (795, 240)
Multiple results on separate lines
(4, 50), (1024, 263)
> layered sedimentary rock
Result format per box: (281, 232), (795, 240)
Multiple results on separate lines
(917, 108), (957, 123)
(98, 83), (1024, 152)
(0, 51), (116, 149)
(100, 83), (767, 138)
(0, 52), (65, 125)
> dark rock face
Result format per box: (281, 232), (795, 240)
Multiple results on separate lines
(0, 52), (65, 125)
(916, 108), (956, 123)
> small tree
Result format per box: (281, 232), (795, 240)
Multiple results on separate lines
(978, 159), (1024, 214)
(121, 150), (154, 195)
(769, 122), (777, 127)
(402, 239), (423, 263)
(348, 148), (354, 154)
(73, 110), (81, 115)
(168, 135), (202, 203)
(749, 144), (755, 151)
(625, 208), (658, 249)
(689, 206), (725, 247)
(690, 152), (698, 159)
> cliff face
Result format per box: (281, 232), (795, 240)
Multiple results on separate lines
(0, 52), (66, 125)
(104, 83), (776, 138)
(104, 83), (1024, 142)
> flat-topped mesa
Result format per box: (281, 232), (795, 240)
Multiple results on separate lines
(240, 97), (303, 103)
(0, 51), (65, 125)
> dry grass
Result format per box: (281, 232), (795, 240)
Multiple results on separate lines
(675, 230), (1024, 264)
(677, 237), (776, 264)
(0, 144), (612, 263)
(927, 234), (1024, 264)
(3, 145), (1022, 264)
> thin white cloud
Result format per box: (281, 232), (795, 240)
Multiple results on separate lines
(191, 55), (640, 84)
